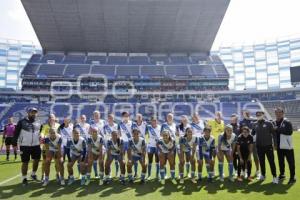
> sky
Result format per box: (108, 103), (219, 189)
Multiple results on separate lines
(1, 0), (300, 50)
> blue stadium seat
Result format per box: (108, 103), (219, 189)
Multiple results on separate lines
(63, 55), (86, 64)
(64, 64), (91, 76)
(38, 64), (66, 76)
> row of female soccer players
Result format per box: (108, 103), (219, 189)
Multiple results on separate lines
(42, 111), (253, 186)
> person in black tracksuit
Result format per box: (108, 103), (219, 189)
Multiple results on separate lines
(273, 107), (296, 184)
(230, 114), (240, 173)
(251, 110), (278, 184)
(237, 126), (253, 181)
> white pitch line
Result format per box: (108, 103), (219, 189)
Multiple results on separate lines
(0, 174), (21, 186)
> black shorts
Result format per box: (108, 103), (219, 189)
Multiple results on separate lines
(5, 137), (17, 146)
(20, 146), (41, 163)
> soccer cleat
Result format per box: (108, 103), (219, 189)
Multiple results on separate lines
(85, 178), (90, 186)
(171, 178), (177, 185)
(278, 174), (286, 181)
(80, 177), (86, 186)
(288, 178), (296, 184)
(22, 178), (28, 186)
(128, 179), (134, 184)
(120, 180), (126, 185)
(187, 173), (191, 178)
(220, 177), (224, 182)
(140, 179), (145, 184)
(161, 179), (165, 185)
(247, 176), (253, 182)
(237, 176), (243, 182)
(56, 174), (60, 183)
(207, 177), (213, 183)
(146, 176), (152, 181)
(42, 179), (49, 187)
(255, 171), (261, 178)
(191, 178), (197, 184)
(31, 174), (38, 181)
(272, 177), (279, 184)
(257, 175), (265, 181)
(229, 176), (235, 182)
(179, 179), (184, 184)
(95, 175), (100, 179)
(60, 179), (65, 186)
(197, 177), (202, 184)
(68, 177), (75, 185)
(99, 179), (104, 186)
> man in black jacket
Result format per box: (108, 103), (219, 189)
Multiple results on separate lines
(274, 107), (296, 184)
(252, 110), (278, 184)
(13, 108), (42, 186)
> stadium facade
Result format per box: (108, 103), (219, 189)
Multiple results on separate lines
(0, 38), (41, 90)
(212, 37), (300, 91)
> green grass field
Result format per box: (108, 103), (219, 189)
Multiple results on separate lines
(0, 133), (299, 200)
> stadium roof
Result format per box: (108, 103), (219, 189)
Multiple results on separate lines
(21, 0), (230, 53)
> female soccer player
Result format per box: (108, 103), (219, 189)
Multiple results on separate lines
(178, 128), (197, 184)
(66, 128), (87, 186)
(59, 117), (73, 163)
(104, 131), (126, 185)
(236, 126), (253, 182)
(157, 130), (176, 185)
(217, 124), (237, 182)
(43, 128), (64, 186)
(86, 127), (104, 185)
(103, 113), (119, 177)
(146, 117), (161, 180)
(197, 127), (215, 182)
(127, 129), (147, 184)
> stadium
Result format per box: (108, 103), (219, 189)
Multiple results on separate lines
(0, 0), (299, 200)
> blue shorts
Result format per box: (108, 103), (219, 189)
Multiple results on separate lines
(71, 153), (85, 162)
(198, 150), (213, 161)
(132, 155), (143, 162)
(109, 154), (123, 161)
(147, 146), (158, 154)
(123, 141), (129, 151)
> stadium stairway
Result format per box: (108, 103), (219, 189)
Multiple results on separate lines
(261, 100), (300, 130)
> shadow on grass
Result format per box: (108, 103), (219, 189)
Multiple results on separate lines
(0, 177), (294, 199)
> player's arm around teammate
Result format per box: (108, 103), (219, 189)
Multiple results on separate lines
(42, 128), (64, 186)
(178, 128), (197, 184)
(197, 127), (215, 183)
(127, 129), (147, 184)
(157, 130), (176, 185)
(66, 129), (87, 186)
(85, 127), (104, 185)
(217, 124), (236, 182)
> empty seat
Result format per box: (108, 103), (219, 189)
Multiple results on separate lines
(63, 55), (85, 64)
(40, 54), (64, 63)
(190, 65), (216, 78)
(86, 56), (107, 64)
(150, 56), (170, 65)
(29, 54), (42, 63)
(117, 66), (140, 76)
(21, 63), (39, 76)
(129, 56), (150, 65)
(91, 65), (116, 77)
(107, 56), (128, 65)
(170, 56), (190, 64)
(165, 66), (190, 76)
(64, 64), (90, 76)
(37, 64), (66, 76)
(141, 65), (165, 76)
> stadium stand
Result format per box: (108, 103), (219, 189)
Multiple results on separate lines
(262, 100), (300, 130)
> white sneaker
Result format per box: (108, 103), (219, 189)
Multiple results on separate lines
(191, 178), (197, 184)
(255, 171), (261, 177)
(257, 175), (265, 181)
(99, 179), (103, 186)
(179, 179), (184, 184)
(272, 177), (279, 184)
(42, 180), (49, 187)
(161, 179), (165, 185)
(61, 179), (66, 186)
(187, 173), (191, 178)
